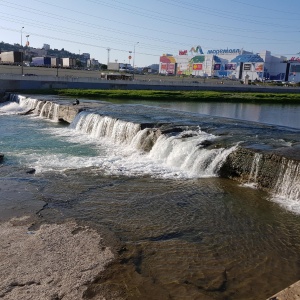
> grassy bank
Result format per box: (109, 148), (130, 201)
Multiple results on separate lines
(25, 89), (300, 104)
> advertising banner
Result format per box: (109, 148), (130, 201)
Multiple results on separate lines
(255, 63), (264, 72)
(214, 64), (221, 70)
(291, 65), (300, 73)
(225, 64), (236, 70)
(244, 64), (251, 71)
(161, 63), (175, 74)
(161, 63), (167, 70)
(193, 63), (203, 70)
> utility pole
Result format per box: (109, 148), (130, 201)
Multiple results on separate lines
(133, 42), (139, 79)
(106, 48), (111, 65)
(21, 27), (24, 75)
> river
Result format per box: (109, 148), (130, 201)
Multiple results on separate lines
(0, 95), (299, 300)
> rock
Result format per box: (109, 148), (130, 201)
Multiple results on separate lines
(0, 153), (4, 163)
(26, 168), (36, 174)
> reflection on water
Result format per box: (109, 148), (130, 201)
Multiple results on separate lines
(108, 99), (300, 129)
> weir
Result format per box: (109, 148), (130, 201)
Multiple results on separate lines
(3, 93), (300, 207)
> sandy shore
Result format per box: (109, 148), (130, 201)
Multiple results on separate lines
(0, 216), (115, 300)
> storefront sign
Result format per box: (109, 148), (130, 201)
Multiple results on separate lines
(225, 64), (236, 70)
(207, 48), (241, 55)
(243, 64), (251, 71)
(190, 46), (204, 54)
(214, 64), (221, 70)
(290, 57), (300, 62)
(193, 64), (202, 70)
(179, 50), (188, 55)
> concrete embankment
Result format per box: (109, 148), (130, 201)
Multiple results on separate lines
(1, 74), (299, 93)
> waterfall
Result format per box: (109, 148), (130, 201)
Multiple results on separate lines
(18, 96), (38, 110)
(148, 130), (238, 177)
(34, 101), (46, 115)
(70, 112), (236, 177)
(38, 101), (60, 121)
(272, 159), (300, 207)
(70, 111), (141, 145)
(246, 153), (262, 187)
(52, 103), (60, 122)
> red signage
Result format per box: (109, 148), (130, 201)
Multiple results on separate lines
(290, 57), (300, 62)
(193, 64), (202, 70)
(179, 50), (188, 55)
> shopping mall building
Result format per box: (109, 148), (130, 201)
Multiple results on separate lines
(159, 46), (300, 82)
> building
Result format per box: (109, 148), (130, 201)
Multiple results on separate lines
(43, 44), (50, 51)
(286, 57), (300, 83)
(159, 45), (299, 82)
(87, 58), (100, 69)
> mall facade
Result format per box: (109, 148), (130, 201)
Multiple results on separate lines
(159, 46), (300, 82)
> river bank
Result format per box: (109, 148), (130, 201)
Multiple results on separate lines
(0, 164), (121, 300)
(23, 89), (300, 104)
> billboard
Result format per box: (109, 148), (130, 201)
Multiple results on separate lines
(193, 64), (203, 70)
(161, 63), (175, 74)
(214, 64), (221, 70)
(225, 63), (236, 70)
(244, 64), (251, 70)
(255, 63), (264, 72)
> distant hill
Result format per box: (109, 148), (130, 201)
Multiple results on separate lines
(0, 41), (80, 60)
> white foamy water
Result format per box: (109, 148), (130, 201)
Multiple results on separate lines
(149, 130), (237, 177)
(2, 95), (300, 215)
(271, 158), (300, 213)
(242, 153), (262, 189)
(22, 113), (234, 179)
(0, 95), (38, 115)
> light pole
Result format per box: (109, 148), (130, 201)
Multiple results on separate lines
(129, 51), (132, 65)
(21, 27), (24, 75)
(132, 42), (139, 79)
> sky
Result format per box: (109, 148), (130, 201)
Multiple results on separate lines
(0, 0), (299, 67)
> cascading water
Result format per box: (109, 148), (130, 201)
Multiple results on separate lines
(12, 95), (60, 122)
(70, 111), (237, 178)
(272, 158), (300, 211)
(245, 153), (262, 187)
(71, 111), (141, 145)
(148, 130), (237, 177)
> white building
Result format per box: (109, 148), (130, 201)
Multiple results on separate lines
(159, 45), (298, 82)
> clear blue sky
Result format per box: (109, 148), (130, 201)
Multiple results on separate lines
(0, 0), (299, 67)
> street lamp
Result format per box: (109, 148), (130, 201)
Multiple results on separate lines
(132, 42), (139, 79)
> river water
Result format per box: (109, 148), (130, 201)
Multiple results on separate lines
(0, 95), (300, 300)
(108, 99), (300, 130)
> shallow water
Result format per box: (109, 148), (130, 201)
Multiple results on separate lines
(1, 98), (300, 299)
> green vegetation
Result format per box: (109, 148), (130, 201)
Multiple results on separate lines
(36, 89), (300, 104)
